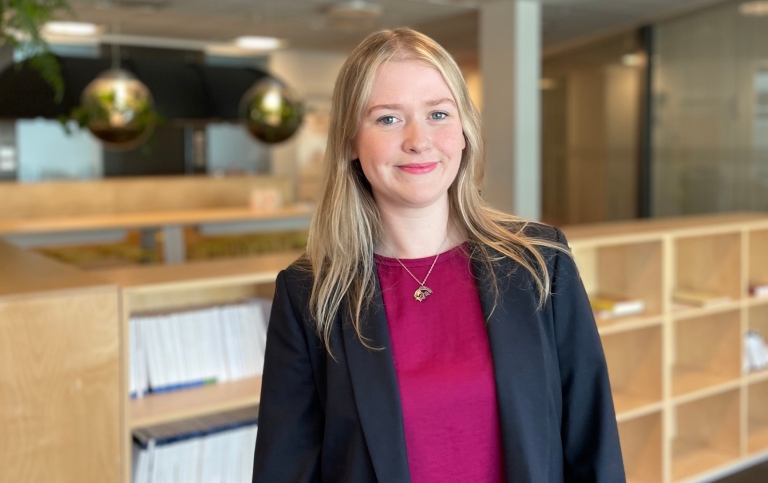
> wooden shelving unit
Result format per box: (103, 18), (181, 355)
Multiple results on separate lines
(619, 411), (663, 483)
(96, 250), (301, 483)
(748, 380), (768, 455)
(672, 311), (741, 398)
(562, 213), (768, 483)
(671, 390), (741, 481)
(602, 326), (662, 417)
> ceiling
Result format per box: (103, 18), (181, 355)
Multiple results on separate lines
(59, 0), (734, 59)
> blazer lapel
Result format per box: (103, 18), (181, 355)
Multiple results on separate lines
(341, 279), (411, 483)
(472, 254), (552, 483)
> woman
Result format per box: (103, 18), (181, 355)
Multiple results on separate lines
(252, 27), (624, 483)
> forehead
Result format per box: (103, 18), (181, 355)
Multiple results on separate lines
(366, 59), (455, 103)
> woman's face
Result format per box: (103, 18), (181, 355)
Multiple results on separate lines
(352, 59), (465, 214)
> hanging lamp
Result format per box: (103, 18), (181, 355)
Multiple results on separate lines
(80, 23), (157, 151)
(239, 76), (303, 144)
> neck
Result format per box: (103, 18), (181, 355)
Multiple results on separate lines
(374, 201), (464, 259)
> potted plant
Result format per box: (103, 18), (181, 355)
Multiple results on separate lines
(0, 0), (72, 102)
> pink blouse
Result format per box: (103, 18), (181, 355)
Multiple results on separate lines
(375, 244), (504, 483)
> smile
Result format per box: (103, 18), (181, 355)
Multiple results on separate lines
(397, 163), (438, 174)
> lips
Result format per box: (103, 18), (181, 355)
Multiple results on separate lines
(397, 162), (438, 174)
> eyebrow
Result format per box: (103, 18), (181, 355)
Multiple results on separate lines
(366, 98), (457, 116)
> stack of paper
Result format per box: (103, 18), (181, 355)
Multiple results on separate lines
(673, 289), (732, 308)
(589, 293), (646, 319)
(129, 298), (271, 398)
(132, 407), (259, 483)
(745, 330), (768, 373)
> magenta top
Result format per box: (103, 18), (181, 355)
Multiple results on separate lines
(374, 244), (504, 483)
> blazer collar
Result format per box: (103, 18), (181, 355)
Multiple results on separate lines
(341, 282), (411, 483)
(343, 247), (551, 483)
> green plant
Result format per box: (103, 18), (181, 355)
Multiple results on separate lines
(0, 0), (72, 102)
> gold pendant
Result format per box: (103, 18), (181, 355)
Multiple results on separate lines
(414, 285), (433, 302)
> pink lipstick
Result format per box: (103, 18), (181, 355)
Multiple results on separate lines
(398, 162), (438, 174)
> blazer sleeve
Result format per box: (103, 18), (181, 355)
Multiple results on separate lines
(252, 270), (323, 483)
(551, 228), (626, 482)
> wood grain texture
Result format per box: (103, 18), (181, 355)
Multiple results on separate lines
(672, 390), (741, 481)
(129, 376), (262, 429)
(0, 241), (115, 298)
(619, 412), (663, 483)
(0, 205), (313, 236)
(602, 326), (663, 414)
(0, 175), (293, 221)
(0, 289), (120, 483)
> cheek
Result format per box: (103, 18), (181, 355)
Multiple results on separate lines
(436, 126), (467, 154)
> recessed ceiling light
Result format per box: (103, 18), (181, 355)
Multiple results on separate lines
(234, 36), (282, 51)
(740, 1), (768, 16)
(43, 22), (100, 36)
(325, 1), (383, 19)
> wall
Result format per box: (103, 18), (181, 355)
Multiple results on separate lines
(652, 0), (768, 215)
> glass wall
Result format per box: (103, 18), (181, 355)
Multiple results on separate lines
(653, 0), (768, 215)
(542, 32), (644, 226)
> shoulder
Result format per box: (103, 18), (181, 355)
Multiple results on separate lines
(276, 254), (314, 301)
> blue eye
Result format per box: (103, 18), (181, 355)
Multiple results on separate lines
(431, 111), (448, 120)
(377, 116), (397, 125)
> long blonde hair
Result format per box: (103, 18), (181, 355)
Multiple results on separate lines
(306, 27), (567, 353)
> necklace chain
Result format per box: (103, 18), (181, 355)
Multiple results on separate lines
(391, 232), (449, 302)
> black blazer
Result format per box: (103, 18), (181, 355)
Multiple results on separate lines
(252, 225), (625, 482)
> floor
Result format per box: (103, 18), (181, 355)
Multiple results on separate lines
(714, 460), (768, 482)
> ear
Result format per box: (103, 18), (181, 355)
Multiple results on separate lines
(350, 144), (358, 161)
(461, 131), (467, 150)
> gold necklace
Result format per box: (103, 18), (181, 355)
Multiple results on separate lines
(392, 233), (449, 302)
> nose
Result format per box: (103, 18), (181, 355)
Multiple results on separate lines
(402, 120), (430, 154)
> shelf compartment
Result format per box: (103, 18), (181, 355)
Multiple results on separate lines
(749, 229), (768, 300)
(673, 233), (742, 310)
(672, 390), (741, 482)
(129, 376), (262, 429)
(571, 241), (663, 327)
(601, 326), (662, 416)
(748, 380), (768, 455)
(673, 311), (741, 397)
(619, 411), (662, 483)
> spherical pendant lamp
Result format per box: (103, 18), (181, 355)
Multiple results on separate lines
(239, 77), (303, 144)
(81, 68), (157, 151)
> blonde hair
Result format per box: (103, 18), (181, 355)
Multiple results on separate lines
(306, 27), (567, 353)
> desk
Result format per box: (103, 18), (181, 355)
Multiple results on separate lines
(0, 205), (314, 263)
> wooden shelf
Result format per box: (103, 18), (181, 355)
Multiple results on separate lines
(602, 326), (662, 414)
(619, 412), (662, 483)
(674, 232), (742, 305)
(749, 229), (768, 299)
(672, 311), (741, 397)
(597, 314), (663, 336)
(129, 376), (262, 429)
(571, 240), (663, 321)
(748, 380), (768, 454)
(672, 390), (741, 481)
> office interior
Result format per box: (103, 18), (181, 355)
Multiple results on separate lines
(1, 0), (768, 482)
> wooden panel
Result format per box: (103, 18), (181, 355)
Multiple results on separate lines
(562, 212), (767, 242)
(602, 326), (663, 416)
(675, 232), (742, 302)
(672, 390), (741, 481)
(0, 241), (114, 298)
(0, 289), (120, 483)
(0, 175), (293, 220)
(96, 251), (299, 291)
(748, 380), (768, 454)
(673, 311), (741, 396)
(596, 241), (664, 316)
(619, 412), (663, 483)
(749, 229), (768, 292)
(129, 377), (262, 429)
(0, 206), (312, 236)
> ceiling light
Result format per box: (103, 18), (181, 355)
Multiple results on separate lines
(43, 22), (100, 36)
(325, 1), (383, 19)
(234, 36), (282, 51)
(621, 53), (644, 67)
(740, 1), (768, 16)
